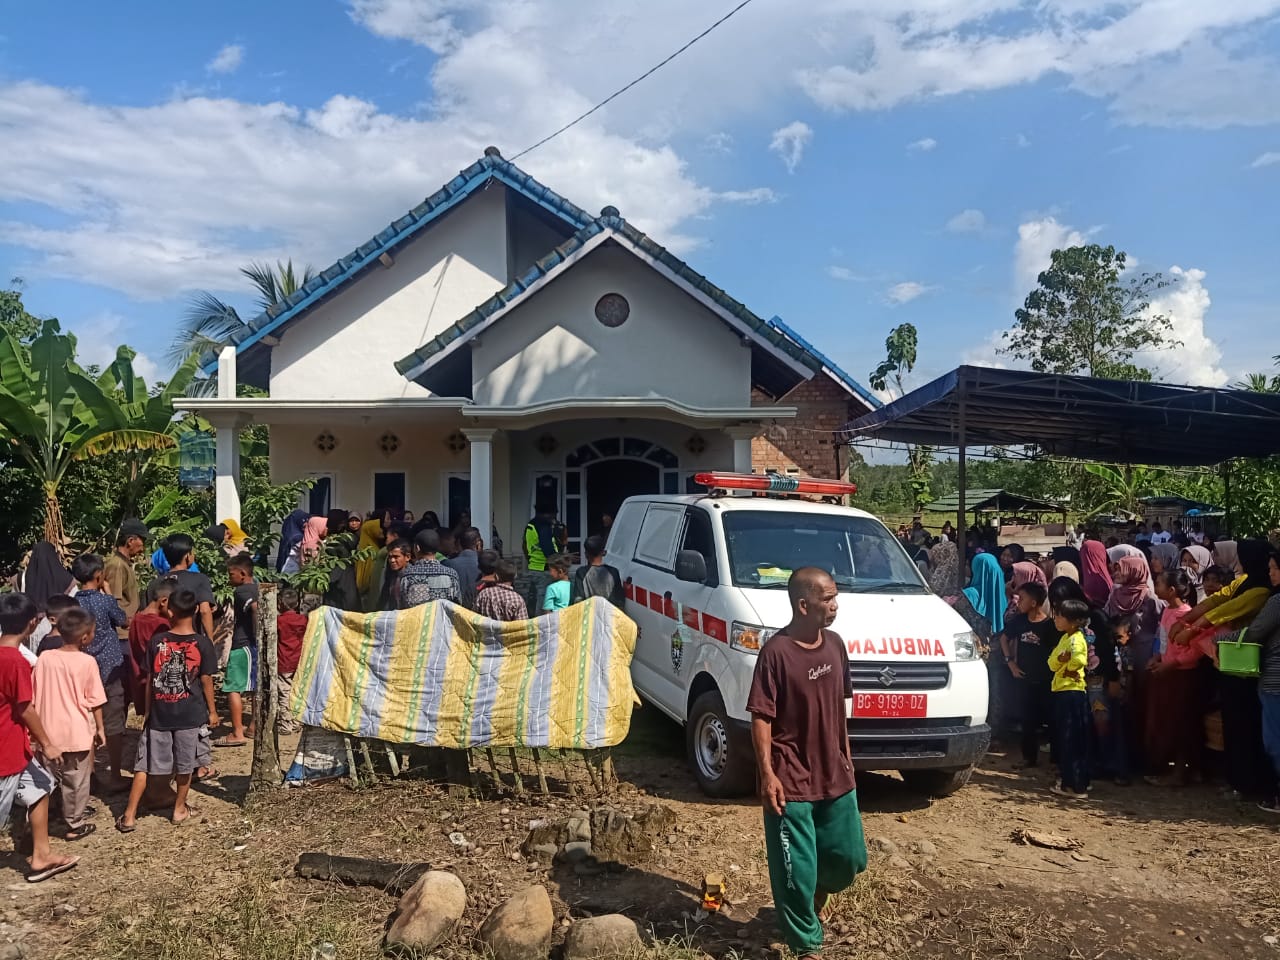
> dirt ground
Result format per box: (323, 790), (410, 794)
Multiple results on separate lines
(4, 704), (1279, 960)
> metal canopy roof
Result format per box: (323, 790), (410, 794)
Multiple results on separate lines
(839, 365), (1280, 467)
(925, 488), (1066, 515)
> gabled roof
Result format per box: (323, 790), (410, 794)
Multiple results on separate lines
(925, 488), (1066, 515)
(765, 316), (881, 410)
(394, 211), (825, 399)
(200, 147), (593, 374)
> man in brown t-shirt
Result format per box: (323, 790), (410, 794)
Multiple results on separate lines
(747, 567), (867, 959)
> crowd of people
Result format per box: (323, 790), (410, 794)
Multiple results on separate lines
(0, 500), (635, 880)
(912, 522), (1280, 811)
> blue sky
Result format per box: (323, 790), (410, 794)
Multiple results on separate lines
(2, 0), (1278, 389)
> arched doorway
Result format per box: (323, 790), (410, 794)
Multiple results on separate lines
(563, 437), (680, 552)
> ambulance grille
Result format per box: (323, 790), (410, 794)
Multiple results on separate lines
(849, 661), (950, 691)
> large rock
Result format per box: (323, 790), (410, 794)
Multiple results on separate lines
(385, 870), (466, 952)
(478, 885), (554, 960)
(588, 805), (676, 864)
(563, 914), (644, 960)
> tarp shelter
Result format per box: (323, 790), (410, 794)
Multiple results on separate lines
(926, 488), (1066, 517)
(840, 365), (1280, 586)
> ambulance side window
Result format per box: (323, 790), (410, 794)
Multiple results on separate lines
(680, 509), (719, 587)
(634, 502), (685, 570)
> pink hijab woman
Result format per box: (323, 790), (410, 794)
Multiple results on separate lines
(301, 516), (329, 563)
(1079, 540), (1114, 607)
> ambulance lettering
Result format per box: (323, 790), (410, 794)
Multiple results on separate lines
(845, 637), (946, 658)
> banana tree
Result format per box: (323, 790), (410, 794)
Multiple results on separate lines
(1081, 462), (1168, 516)
(0, 320), (171, 544)
(86, 346), (200, 523)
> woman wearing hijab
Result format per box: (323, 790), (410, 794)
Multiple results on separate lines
(221, 518), (249, 554)
(277, 509), (310, 573)
(1149, 542), (1180, 576)
(1052, 546), (1082, 580)
(19, 541), (75, 654)
(356, 518), (387, 608)
(1171, 540), (1276, 799)
(965, 552), (1013, 736)
(1103, 552), (1163, 781)
(1053, 561), (1081, 583)
(1108, 543), (1156, 594)
(298, 517), (329, 566)
(1080, 541), (1114, 607)
(1179, 544), (1214, 602)
(1213, 540), (1242, 577)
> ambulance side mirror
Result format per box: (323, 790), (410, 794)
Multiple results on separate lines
(675, 550), (708, 584)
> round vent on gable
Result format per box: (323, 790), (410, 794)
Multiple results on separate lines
(594, 293), (630, 328)
(314, 430), (337, 454)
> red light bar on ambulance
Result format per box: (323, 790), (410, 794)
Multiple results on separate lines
(693, 472), (857, 497)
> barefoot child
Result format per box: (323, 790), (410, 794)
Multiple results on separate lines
(999, 581), (1056, 768)
(1144, 569), (1202, 784)
(73, 554), (130, 792)
(31, 609), (106, 841)
(0, 592), (79, 881)
(117, 588), (219, 831)
(128, 579), (173, 715)
(275, 587), (307, 735)
(1049, 598), (1093, 800)
(217, 555), (257, 748)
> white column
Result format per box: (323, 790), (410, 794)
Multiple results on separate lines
(214, 418), (242, 525)
(725, 425), (759, 474)
(464, 429), (496, 540)
(217, 345), (236, 399)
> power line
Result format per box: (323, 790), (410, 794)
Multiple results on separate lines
(510, 0), (757, 162)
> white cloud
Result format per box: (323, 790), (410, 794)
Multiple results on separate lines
(1013, 216), (1086, 298)
(826, 265), (862, 282)
(885, 281), (930, 304)
(1014, 132), (1031, 148)
(946, 208), (986, 233)
(1132, 267), (1227, 386)
(1252, 151), (1280, 168)
(714, 187), (777, 205)
(907, 137), (937, 152)
(962, 328), (1014, 369)
(70, 311), (161, 384)
(206, 44), (244, 75)
(1012, 218), (1227, 385)
(769, 121), (813, 173)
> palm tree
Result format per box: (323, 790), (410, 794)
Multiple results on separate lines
(1234, 357), (1280, 394)
(0, 321), (175, 544)
(170, 259), (316, 366)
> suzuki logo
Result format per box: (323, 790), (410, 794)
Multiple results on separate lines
(877, 666), (898, 688)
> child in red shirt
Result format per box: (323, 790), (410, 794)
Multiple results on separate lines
(0, 592), (78, 882)
(275, 587), (307, 735)
(128, 579), (174, 715)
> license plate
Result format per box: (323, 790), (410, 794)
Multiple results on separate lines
(852, 693), (928, 718)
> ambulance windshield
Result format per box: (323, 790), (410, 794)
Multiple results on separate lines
(721, 511), (927, 594)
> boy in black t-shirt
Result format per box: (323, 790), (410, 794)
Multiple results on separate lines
(217, 555), (258, 748)
(116, 588), (218, 831)
(998, 581), (1057, 768)
(35, 595), (81, 655)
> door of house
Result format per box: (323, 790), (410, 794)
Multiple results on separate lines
(443, 472), (471, 531)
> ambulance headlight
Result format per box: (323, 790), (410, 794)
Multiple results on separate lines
(730, 622), (777, 655)
(953, 631), (979, 661)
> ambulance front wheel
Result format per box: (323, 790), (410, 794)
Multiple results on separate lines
(900, 765), (974, 797)
(687, 690), (756, 798)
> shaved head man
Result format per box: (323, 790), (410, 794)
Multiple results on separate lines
(747, 567), (867, 959)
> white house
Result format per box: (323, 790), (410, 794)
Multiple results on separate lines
(177, 148), (878, 556)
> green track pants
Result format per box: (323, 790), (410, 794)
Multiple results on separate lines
(763, 789), (867, 955)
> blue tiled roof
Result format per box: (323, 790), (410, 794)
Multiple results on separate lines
(200, 148), (594, 373)
(394, 213), (822, 381)
(765, 316), (882, 409)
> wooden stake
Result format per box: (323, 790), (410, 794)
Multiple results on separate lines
(344, 736), (360, 789)
(558, 750), (575, 797)
(360, 739), (377, 782)
(531, 748), (550, 796)
(249, 583), (281, 797)
(384, 744), (400, 778)
(507, 748), (525, 797)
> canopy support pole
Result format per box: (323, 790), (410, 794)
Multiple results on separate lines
(956, 384), (968, 593)
(1224, 459), (1233, 538)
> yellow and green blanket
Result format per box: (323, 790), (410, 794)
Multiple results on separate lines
(289, 598), (637, 749)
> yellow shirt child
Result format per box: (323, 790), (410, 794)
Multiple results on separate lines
(1048, 629), (1088, 693)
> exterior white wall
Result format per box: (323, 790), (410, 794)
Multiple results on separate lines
(268, 421), (472, 518)
(471, 244), (753, 408)
(269, 186), (509, 400)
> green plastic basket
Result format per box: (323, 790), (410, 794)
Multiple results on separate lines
(1218, 631), (1261, 678)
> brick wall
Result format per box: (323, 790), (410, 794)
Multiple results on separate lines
(750, 374), (872, 480)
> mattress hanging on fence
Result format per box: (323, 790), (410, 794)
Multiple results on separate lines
(289, 597), (638, 750)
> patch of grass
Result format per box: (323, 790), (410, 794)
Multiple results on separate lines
(56, 871), (384, 960)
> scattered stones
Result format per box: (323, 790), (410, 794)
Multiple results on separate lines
(384, 870), (467, 953)
(51, 904), (77, 918)
(563, 914), (644, 960)
(566, 817), (592, 843)
(909, 839), (938, 857)
(887, 856), (913, 872)
(478, 885), (554, 960)
(868, 837), (901, 857)
(561, 841), (593, 864)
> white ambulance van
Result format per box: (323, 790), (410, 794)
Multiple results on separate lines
(607, 472), (990, 798)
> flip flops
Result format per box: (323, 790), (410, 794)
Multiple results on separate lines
(213, 737), (249, 748)
(63, 824), (96, 842)
(114, 816), (137, 834)
(26, 857), (80, 883)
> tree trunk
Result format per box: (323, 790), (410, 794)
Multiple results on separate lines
(43, 487), (65, 548)
(249, 582), (281, 797)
